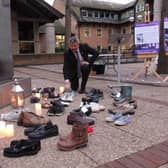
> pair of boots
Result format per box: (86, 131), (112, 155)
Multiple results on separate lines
(114, 85), (132, 104)
(57, 121), (88, 151)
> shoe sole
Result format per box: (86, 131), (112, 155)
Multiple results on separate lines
(48, 111), (65, 116)
(67, 120), (94, 126)
(57, 142), (87, 151)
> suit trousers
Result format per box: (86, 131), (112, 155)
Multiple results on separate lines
(70, 64), (91, 91)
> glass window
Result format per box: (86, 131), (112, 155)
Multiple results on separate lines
(114, 14), (118, 20)
(105, 12), (110, 18)
(96, 28), (102, 37)
(88, 10), (92, 17)
(18, 21), (34, 53)
(100, 11), (104, 18)
(56, 35), (65, 49)
(94, 11), (99, 18)
(122, 28), (126, 34)
(81, 9), (87, 17)
(110, 13), (114, 19)
(84, 27), (90, 37)
(18, 21), (34, 41)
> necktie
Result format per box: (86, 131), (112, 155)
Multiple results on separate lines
(75, 52), (82, 78)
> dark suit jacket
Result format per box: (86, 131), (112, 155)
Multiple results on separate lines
(63, 43), (99, 80)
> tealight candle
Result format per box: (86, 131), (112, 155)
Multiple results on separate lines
(35, 93), (41, 99)
(5, 124), (14, 138)
(35, 103), (42, 116)
(59, 86), (65, 94)
(0, 121), (6, 138)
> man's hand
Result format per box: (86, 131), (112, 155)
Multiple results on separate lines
(64, 80), (71, 90)
(81, 61), (89, 65)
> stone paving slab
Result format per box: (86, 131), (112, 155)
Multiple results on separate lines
(0, 64), (168, 168)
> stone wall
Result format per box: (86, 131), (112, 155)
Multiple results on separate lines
(13, 53), (64, 66)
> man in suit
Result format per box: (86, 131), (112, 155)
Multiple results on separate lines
(63, 34), (99, 93)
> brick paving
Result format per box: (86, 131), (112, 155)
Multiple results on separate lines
(97, 140), (168, 168)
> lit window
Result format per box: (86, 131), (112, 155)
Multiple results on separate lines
(96, 28), (102, 37)
(84, 27), (90, 37)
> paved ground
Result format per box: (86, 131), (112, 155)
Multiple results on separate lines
(0, 63), (168, 168)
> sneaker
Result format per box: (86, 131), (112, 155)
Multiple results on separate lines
(1, 108), (30, 122)
(114, 115), (131, 126)
(90, 102), (105, 113)
(105, 113), (123, 122)
(60, 92), (74, 102)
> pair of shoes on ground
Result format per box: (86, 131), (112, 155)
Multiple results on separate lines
(47, 100), (65, 116)
(85, 89), (104, 103)
(60, 91), (74, 102)
(0, 108), (30, 122)
(24, 121), (59, 139)
(78, 97), (105, 113)
(108, 103), (136, 115)
(4, 139), (41, 157)
(105, 113), (131, 126)
(17, 111), (49, 127)
(42, 87), (59, 99)
(67, 111), (95, 126)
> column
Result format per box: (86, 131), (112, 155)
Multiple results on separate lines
(45, 23), (55, 54)
(0, 0), (13, 82)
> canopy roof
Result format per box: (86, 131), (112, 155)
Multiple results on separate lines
(72, 0), (137, 11)
(12, 0), (63, 24)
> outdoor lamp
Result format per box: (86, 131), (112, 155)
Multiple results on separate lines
(10, 78), (25, 109)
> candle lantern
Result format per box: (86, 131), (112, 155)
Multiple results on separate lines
(11, 79), (25, 109)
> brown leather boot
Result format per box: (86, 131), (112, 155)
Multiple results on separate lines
(57, 122), (88, 151)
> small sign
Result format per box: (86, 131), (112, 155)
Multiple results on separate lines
(134, 22), (159, 55)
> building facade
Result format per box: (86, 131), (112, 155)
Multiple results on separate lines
(11, 0), (63, 55)
(53, 0), (154, 54)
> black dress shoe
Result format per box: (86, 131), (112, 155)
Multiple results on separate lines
(24, 124), (43, 136)
(48, 100), (65, 116)
(4, 139), (41, 157)
(27, 122), (59, 139)
(78, 89), (86, 94)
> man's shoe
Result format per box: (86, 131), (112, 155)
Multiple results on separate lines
(78, 89), (86, 94)
(105, 113), (123, 122)
(17, 112), (49, 127)
(24, 124), (44, 136)
(3, 139), (41, 157)
(48, 100), (65, 116)
(67, 111), (95, 126)
(27, 122), (59, 139)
